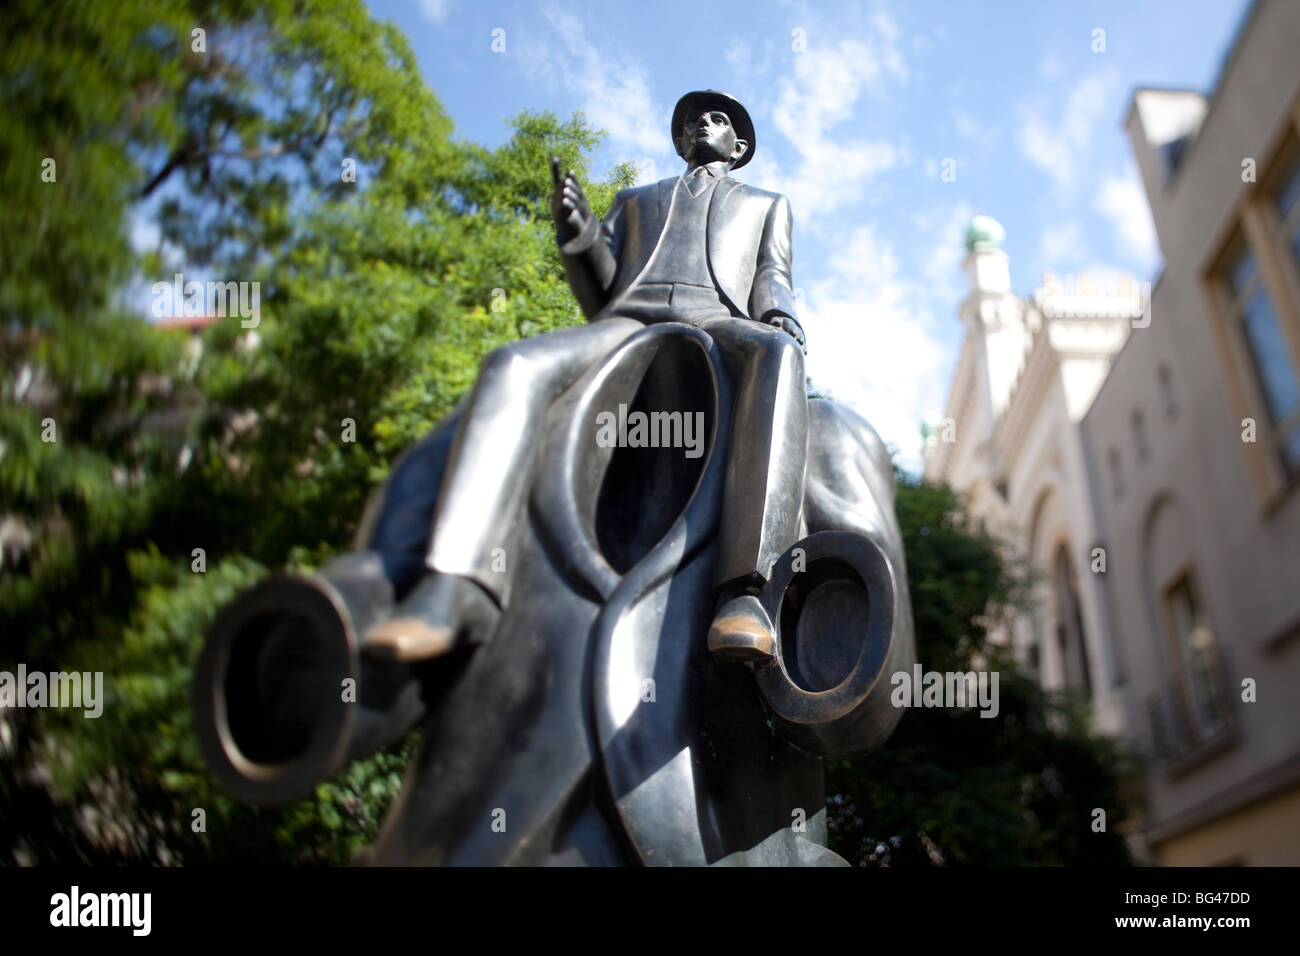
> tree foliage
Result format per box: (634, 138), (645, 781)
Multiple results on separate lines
(826, 473), (1142, 866)
(1, 0), (630, 864)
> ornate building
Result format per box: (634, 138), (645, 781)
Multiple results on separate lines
(926, 0), (1300, 865)
(923, 217), (1140, 740)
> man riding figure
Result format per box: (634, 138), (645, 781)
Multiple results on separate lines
(367, 90), (809, 667)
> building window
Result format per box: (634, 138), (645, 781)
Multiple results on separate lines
(1269, 154), (1300, 469)
(1157, 363), (1178, 420)
(1275, 157), (1300, 252)
(1146, 568), (1235, 764)
(1164, 574), (1227, 742)
(1225, 242), (1300, 436)
(1207, 130), (1300, 504)
(1210, 231), (1300, 490)
(1052, 546), (1092, 699)
(1132, 409), (1150, 463)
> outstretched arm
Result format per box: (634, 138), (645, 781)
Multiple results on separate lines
(751, 194), (805, 352)
(551, 157), (620, 319)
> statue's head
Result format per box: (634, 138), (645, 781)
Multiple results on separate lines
(672, 90), (755, 171)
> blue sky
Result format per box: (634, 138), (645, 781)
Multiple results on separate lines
(368, 0), (1252, 468)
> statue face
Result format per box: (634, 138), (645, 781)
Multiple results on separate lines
(681, 108), (748, 167)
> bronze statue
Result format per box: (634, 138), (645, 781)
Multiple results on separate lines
(367, 90), (808, 666)
(193, 90), (915, 866)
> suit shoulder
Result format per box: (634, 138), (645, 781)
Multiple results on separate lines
(620, 180), (668, 201)
(728, 181), (791, 209)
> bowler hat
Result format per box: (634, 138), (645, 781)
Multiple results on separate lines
(671, 90), (756, 169)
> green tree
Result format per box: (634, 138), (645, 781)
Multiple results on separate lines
(825, 472), (1143, 865)
(2, 0), (630, 863)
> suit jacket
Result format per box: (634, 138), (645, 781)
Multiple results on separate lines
(559, 174), (798, 325)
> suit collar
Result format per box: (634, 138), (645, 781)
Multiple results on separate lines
(685, 159), (732, 181)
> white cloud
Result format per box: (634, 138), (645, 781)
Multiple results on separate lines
(1040, 220), (1085, 267)
(756, 15), (909, 219)
(533, 5), (670, 163)
(825, 223), (902, 287)
(759, 138), (901, 220)
(924, 201), (975, 297)
(629, 157), (663, 186)
(770, 34), (906, 146)
(802, 224), (955, 472)
(951, 108), (984, 143)
(1094, 169), (1159, 271)
(1018, 70), (1119, 189)
(725, 40), (751, 77)
(950, 108), (998, 152)
(417, 0), (451, 23)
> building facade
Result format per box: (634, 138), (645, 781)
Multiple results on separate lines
(925, 0), (1300, 865)
(923, 218), (1140, 740)
(1081, 0), (1300, 866)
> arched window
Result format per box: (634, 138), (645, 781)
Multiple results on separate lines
(1163, 572), (1227, 743)
(1142, 495), (1234, 761)
(1051, 545), (1093, 699)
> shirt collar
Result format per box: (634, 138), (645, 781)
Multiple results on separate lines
(686, 160), (730, 181)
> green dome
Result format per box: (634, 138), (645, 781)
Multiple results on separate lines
(964, 214), (1006, 253)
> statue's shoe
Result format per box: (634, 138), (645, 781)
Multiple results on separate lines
(707, 593), (775, 664)
(363, 572), (500, 662)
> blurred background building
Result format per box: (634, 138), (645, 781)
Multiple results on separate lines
(922, 215), (1140, 744)
(924, 0), (1300, 865)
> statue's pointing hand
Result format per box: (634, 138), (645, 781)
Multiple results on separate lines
(551, 156), (593, 245)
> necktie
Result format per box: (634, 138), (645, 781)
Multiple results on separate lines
(686, 166), (711, 198)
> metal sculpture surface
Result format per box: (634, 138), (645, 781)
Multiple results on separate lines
(194, 90), (915, 865)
